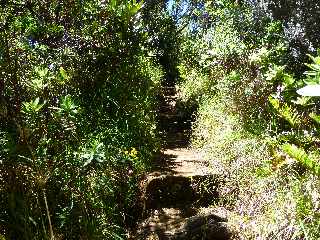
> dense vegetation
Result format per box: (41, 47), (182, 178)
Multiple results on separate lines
(178, 0), (320, 239)
(0, 1), (166, 239)
(1, 0), (320, 239)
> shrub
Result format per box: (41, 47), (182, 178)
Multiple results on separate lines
(177, 0), (320, 239)
(0, 1), (163, 239)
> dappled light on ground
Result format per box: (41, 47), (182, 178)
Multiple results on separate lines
(130, 86), (232, 240)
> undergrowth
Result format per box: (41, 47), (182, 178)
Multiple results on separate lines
(0, 1), (167, 239)
(178, 1), (320, 239)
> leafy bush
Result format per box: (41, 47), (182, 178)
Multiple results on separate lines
(0, 1), (164, 239)
(177, 0), (320, 239)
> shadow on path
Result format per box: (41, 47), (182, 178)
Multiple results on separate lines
(130, 86), (232, 240)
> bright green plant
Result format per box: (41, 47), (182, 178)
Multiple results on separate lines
(282, 143), (320, 175)
(269, 96), (301, 127)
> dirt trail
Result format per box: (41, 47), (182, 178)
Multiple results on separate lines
(130, 86), (232, 240)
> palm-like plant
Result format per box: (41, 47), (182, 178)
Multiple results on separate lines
(297, 53), (320, 96)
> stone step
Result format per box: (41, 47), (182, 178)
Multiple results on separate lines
(158, 115), (193, 131)
(170, 214), (232, 240)
(142, 175), (221, 210)
(129, 84), (233, 240)
(161, 87), (176, 96)
(133, 207), (232, 240)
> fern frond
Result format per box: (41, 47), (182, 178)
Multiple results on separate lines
(281, 143), (320, 175)
(269, 96), (301, 127)
(280, 104), (300, 127)
(310, 112), (320, 124)
(304, 54), (320, 84)
(269, 96), (280, 109)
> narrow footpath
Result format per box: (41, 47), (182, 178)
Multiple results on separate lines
(130, 86), (233, 240)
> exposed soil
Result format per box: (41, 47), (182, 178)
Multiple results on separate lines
(129, 86), (233, 240)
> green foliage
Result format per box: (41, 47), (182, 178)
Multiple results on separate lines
(0, 0), (165, 239)
(304, 52), (320, 85)
(177, 0), (320, 239)
(142, 1), (182, 84)
(3, 0), (320, 238)
(282, 144), (320, 175)
(269, 96), (301, 127)
(177, 64), (212, 103)
(22, 98), (46, 115)
(310, 112), (320, 124)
